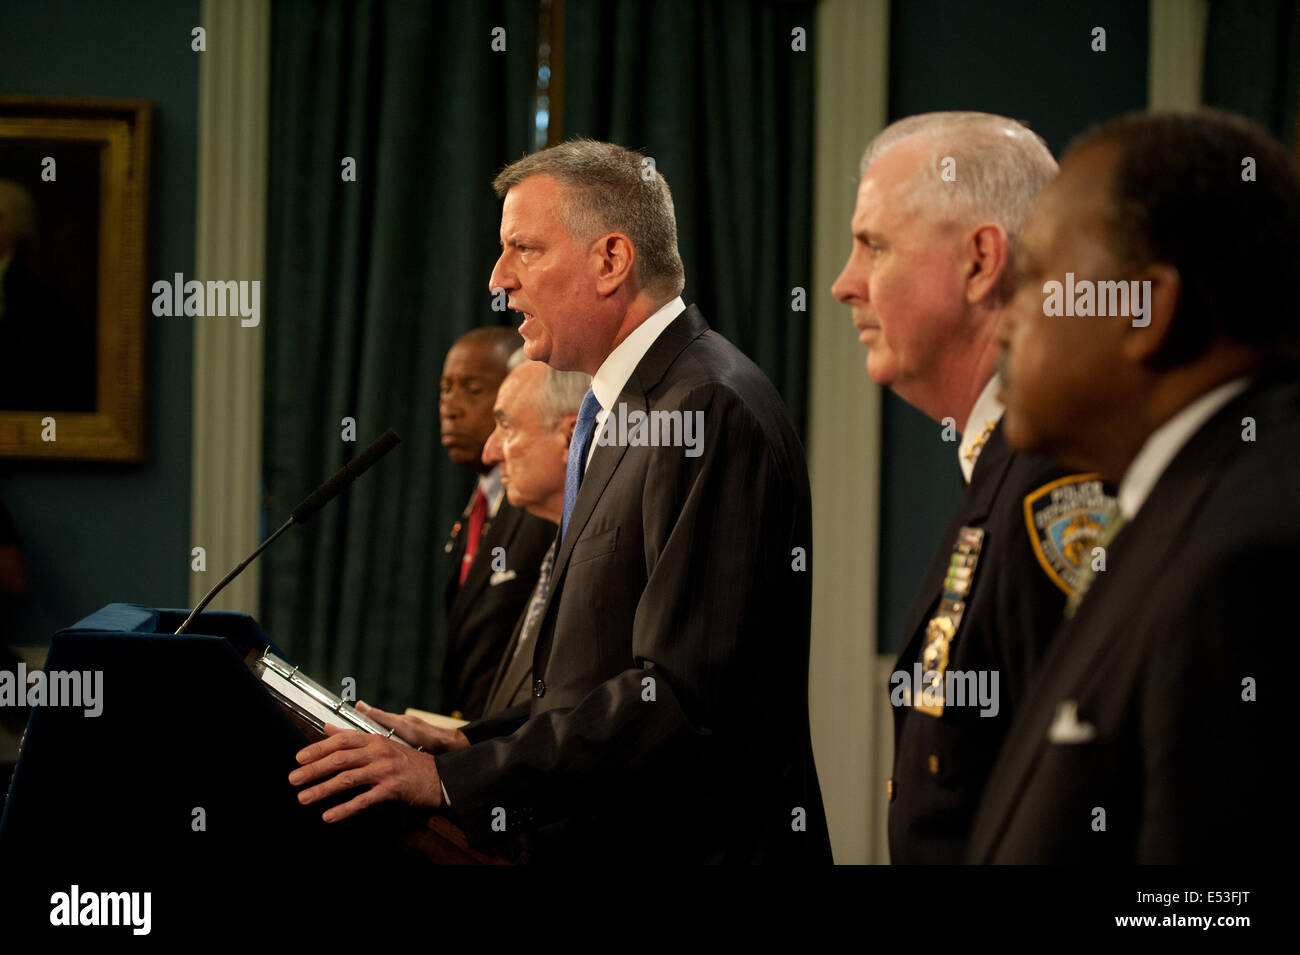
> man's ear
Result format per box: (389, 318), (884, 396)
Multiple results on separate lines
(963, 222), (1009, 305)
(593, 233), (636, 296)
(1121, 264), (1181, 364)
(560, 413), (578, 457)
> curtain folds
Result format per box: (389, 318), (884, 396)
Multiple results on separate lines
(261, 0), (815, 710)
(262, 0), (536, 710)
(562, 0), (816, 434)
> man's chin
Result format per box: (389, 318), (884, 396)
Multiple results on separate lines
(999, 409), (1041, 456)
(522, 339), (550, 363)
(863, 353), (893, 389)
(443, 446), (476, 466)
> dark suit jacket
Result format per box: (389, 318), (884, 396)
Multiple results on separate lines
(437, 305), (832, 863)
(481, 595), (537, 716)
(967, 372), (1294, 863)
(442, 492), (555, 720)
(889, 423), (1112, 863)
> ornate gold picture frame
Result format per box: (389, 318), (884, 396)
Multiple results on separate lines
(0, 96), (151, 461)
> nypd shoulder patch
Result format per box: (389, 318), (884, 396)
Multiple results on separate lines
(1022, 474), (1113, 596)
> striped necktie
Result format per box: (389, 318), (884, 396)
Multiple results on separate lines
(511, 539), (557, 663)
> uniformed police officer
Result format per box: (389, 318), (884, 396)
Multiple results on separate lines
(831, 111), (1114, 864)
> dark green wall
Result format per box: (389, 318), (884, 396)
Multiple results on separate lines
(0, 0), (199, 645)
(877, 0), (1150, 652)
(1203, 0), (1300, 148)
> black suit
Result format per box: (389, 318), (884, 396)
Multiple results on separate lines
(481, 577), (544, 715)
(442, 490), (554, 720)
(889, 422), (1114, 863)
(436, 305), (832, 863)
(968, 373), (1293, 864)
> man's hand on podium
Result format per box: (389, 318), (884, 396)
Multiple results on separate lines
(354, 700), (471, 754)
(290, 724), (455, 823)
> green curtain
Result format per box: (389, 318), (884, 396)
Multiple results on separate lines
(1203, 0), (1300, 150)
(561, 0), (815, 435)
(261, 0), (537, 711)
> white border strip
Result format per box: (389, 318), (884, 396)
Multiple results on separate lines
(189, 0), (270, 613)
(1149, 0), (1209, 109)
(808, 0), (890, 864)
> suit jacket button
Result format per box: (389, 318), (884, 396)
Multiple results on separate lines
(533, 679), (546, 698)
(928, 754), (941, 775)
(887, 778), (896, 802)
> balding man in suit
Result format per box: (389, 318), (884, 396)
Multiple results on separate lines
(971, 109), (1295, 863)
(478, 355), (588, 715)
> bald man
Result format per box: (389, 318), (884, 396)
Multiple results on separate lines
(362, 354), (586, 738)
(477, 355), (587, 713)
(439, 327), (555, 720)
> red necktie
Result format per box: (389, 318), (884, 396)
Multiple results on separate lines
(459, 488), (488, 585)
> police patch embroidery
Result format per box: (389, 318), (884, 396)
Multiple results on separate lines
(1022, 474), (1113, 596)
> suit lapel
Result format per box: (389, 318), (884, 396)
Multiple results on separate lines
(483, 610), (529, 713)
(530, 306), (711, 674)
(498, 629), (537, 709)
(448, 494), (521, 636)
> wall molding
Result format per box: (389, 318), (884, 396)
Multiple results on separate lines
(189, 0), (270, 613)
(808, 0), (890, 864)
(1149, 0), (1209, 109)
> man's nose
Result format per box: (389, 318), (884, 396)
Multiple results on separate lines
(482, 426), (503, 466)
(831, 254), (863, 305)
(488, 255), (515, 295)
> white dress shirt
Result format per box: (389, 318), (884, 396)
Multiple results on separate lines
(478, 465), (504, 518)
(584, 296), (687, 471)
(442, 299), (686, 808)
(958, 375), (1006, 484)
(1117, 377), (1250, 520)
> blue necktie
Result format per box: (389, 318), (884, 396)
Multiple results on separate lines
(561, 388), (601, 540)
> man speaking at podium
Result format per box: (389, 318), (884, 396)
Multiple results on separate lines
(290, 140), (832, 863)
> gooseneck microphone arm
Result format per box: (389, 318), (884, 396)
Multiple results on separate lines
(174, 428), (401, 635)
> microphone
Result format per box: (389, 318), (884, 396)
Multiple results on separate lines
(174, 428), (402, 634)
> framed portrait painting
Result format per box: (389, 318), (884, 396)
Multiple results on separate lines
(0, 96), (151, 461)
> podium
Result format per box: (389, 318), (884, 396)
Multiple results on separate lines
(0, 603), (465, 904)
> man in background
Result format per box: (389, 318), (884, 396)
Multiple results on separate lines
(357, 354), (585, 745)
(438, 327), (553, 719)
(831, 112), (1114, 863)
(970, 109), (1295, 862)
(478, 354), (587, 714)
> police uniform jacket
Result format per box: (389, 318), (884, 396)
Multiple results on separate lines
(890, 414), (1113, 864)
